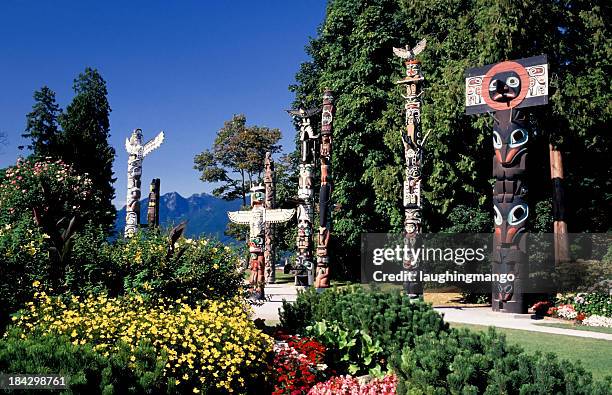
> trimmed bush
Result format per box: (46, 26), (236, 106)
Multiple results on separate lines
(0, 329), (168, 394)
(9, 291), (273, 394)
(280, 286), (448, 374)
(392, 327), (612, 395)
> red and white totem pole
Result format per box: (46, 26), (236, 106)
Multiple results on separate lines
(393, 39), (427, 297)
(264, 152), (277, 284)
(315, 89), (335, 289)
(228, 185), (295, 299)
(465, 55), (549, 313)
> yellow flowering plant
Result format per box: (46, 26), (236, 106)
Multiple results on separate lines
(111, 230), (244, 302)
(10, 291), (274, 394)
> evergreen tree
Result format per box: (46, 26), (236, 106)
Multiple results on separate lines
(22, 86), (62, 157)
(58, 68), (116, 232)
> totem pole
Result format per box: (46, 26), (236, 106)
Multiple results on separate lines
(124, 129), (165, 237)
(287, 107), (321, 286)
(147, 178), (161, 228)
(228, 185), (295, 299)
(264, 152), (277, 284)
(465, 55), (549, 313)
(315, 90), (335, 289)
(393, 39), (427, 296)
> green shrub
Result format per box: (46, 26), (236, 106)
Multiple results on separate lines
(0, 217), (51, 331)
(0, 219), (116, 333)
(0, 328), (171, 394)
(110, 230), (244, 302)
(392, 327), (612, 394)
(280, 286), (448, 374)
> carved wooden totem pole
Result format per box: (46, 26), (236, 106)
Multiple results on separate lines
(228, 185), (295, 299)
(287, 107), (320, 286)
(465, 55), (548, 313)
(393, 39), (427, 296)
(124, 129), (165, 237)
(147, 178), (161, 228)
(264, 152), (277, 284)
(315, 89), (335, 289)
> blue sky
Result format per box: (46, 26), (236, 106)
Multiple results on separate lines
(0, 0), (326, 207)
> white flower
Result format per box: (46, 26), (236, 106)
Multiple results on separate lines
(582, 315), (612, 328)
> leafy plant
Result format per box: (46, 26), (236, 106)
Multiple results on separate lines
(306, 319), (385, 376)
(280, 286), (448, 374)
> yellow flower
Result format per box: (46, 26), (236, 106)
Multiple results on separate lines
(32, 280), (40, 288)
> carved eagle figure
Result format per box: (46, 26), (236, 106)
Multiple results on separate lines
(286, 107), (321, 119)
(125, 129), (165, 157)
(392, 39), (427, 61)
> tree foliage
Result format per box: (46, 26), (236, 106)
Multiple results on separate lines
(290, 0), (611, 278)
(194, 114), (282, 207)
(22, 68), (117, 234)
(22, 86), (62, 157)
(58, 68), (116, 232)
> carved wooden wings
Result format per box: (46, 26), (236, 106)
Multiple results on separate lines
(143, 131), (165, 157)
(392, 39), (427, 60)
(265, 208), (295, 224)
(228, 210), (252, 225)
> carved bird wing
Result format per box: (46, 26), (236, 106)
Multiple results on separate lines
(228, 210), (252, 225)
(265, 208), (296, 224)
(393, 46), (410, 59)
(412, 39), (427, 56)
(142, 131), (165, 157)
(286, 108), (321, 118)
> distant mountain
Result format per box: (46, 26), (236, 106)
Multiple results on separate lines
(115, 192), (242, 242)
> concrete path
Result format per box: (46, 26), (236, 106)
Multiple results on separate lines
(435, 307), (612, 340)
(251, 283), (612, 341)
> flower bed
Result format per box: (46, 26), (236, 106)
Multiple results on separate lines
(9, 291), (273, 393)
(272, 335), (328, 395)
(308, 374), (397, 395)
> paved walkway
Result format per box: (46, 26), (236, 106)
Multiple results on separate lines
(251, 283), (612, 341)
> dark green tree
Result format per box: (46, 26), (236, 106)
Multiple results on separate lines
(58, 68), (116, 232)
(22, 86), (62, 157)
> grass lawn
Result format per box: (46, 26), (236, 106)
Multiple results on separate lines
(535, 322), (612, 335)
(451, 323), (612, 381)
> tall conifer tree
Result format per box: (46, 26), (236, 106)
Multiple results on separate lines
(59, 67), (116, 232)
(22, 86), (62, 157)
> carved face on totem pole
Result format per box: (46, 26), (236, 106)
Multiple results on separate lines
(298, 164), (314, 199)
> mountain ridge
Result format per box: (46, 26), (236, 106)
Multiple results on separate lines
(115, 191), (241, 242)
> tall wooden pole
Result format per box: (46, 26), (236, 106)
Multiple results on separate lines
(393, 40), (427, 297)
(315, 89), (335, 289)
(264, 152), (277, 284)
(288, 108), (320, 286)
(549, 144), (569, 263)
